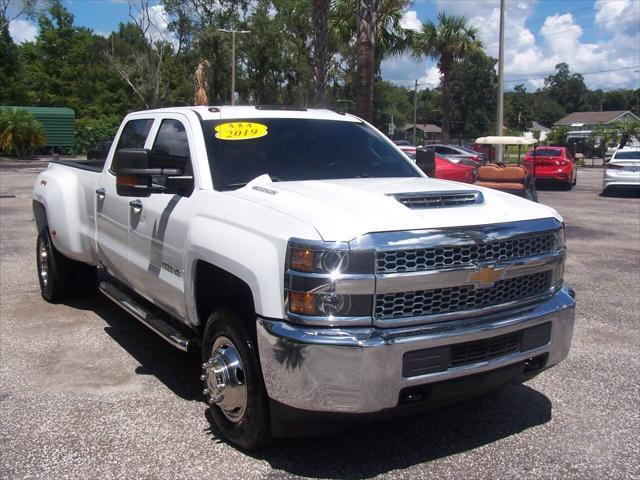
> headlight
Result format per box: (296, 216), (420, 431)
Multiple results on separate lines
(287, 241), (373, 275)
(551, 225), (566, 287)
(555, 225), (565, 250)
(285, 239), (375, 324)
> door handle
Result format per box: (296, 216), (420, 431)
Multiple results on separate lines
(129, 199), (143, 214)
(95, 188), (106, 200)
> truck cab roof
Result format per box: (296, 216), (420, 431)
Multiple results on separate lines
(130, 105), (362, 123)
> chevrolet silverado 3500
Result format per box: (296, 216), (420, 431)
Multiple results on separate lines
(33, 106), (575, 450)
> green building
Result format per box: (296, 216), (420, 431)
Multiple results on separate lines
(0, 106), (75, 150)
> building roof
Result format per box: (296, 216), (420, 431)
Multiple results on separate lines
(402, 123), (441, 133)
(531, 121), (550, 132)
(554, 111), (637, 126)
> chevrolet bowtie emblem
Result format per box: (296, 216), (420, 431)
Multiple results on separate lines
(467, 265), (506, 287)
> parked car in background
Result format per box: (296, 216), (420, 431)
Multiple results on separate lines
(470, 143), (495, 162)
(87, 140), (113, 160)
(522, 146), (577, 189)
(602, 147), (640, 195)
(393, 140), (411, 146)
(400, 147), (476, 184)
(424, 144), (486, 164)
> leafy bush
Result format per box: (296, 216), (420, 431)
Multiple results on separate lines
(75, 116), (121, 154)
(546, 126), (569, 146)
(0, 108), (47, 158)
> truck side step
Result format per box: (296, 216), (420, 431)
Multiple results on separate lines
(99, 280), (196, 352)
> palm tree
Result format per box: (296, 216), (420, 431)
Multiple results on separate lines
(612, 119), (640, 149)
(355, 0), (381, 121)
(0, 108), (46, 158)
(412, 12), (483, 141)
(312, 0), (331, 107)
(330, 0), (412, 121)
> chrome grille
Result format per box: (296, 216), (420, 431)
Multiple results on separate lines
(392, 191), (483, 209)
(374, 271), (551, 320)
(376, 233), (554, 274)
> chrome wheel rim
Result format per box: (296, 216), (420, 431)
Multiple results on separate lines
(38, 239), (49, 287)
(202, 336), (247, 423)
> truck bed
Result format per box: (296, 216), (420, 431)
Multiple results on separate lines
(33, 160), (103, 265)
(50, 159), (106, 173)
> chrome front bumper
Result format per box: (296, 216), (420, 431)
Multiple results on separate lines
(257, 285), (575, 414)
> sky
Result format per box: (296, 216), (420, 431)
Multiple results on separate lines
(7, 0), (640, 91)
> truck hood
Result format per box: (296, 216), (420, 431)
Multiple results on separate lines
(228, 176), (561, 241)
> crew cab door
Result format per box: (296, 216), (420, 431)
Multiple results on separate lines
(96, 117), (154, 282)
(126, 116), (195, 319)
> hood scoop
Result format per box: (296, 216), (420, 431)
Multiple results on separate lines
(391, 190), (484, 209)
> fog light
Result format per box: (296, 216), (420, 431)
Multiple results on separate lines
(317, 294), (350, 316)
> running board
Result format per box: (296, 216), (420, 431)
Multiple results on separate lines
(99, 280), (195, 352)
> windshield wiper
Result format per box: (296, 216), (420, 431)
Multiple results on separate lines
(225, 174), (283, 190)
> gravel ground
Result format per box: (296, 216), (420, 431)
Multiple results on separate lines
(1, 163), (639, 479)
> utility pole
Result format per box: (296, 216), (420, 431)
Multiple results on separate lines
(219, 29), (250, 106)
(413, 79), (418, 146)
(496, 0), (505, 162)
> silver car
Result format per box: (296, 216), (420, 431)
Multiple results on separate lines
(603, 147), (640, 194)
(425, 144), (487, 164)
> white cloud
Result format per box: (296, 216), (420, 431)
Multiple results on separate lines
(8, 19), (37, 44)
(421, 65), (441, 87)
(428, 0), (640, 90)
(93, 30), (112, 38)
(400, 10), (422, 32)
(139, 4), (178, 47)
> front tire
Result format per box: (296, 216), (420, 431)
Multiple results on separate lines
(201, 308), (271, 450)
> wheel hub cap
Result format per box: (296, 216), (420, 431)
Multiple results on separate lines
(202, 336), (247, 422)
(38, 240), (49, 287)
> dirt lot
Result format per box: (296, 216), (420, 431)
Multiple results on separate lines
(1, 163), (639, 479)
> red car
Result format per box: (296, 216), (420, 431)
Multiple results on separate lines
(399, 147), (476, 184)
(522, 146), (578, 189)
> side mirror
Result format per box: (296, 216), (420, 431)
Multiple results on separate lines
(113, 148), (183, 197)
(416, 147), (436, 177)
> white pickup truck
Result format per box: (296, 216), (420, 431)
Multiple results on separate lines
(33, 106), (575, 449)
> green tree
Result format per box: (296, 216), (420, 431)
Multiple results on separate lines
(0, 107), (46, 157)
(546, 126), (569, 146)
(331, 0), (412, 121)
(412, 11), (483, 141)
(372, 79), (412, 135)
(449, 52), (497, 139)
(544, 63), (587, 114)
(312, 0), (330, 107)
(531, 91), (565, 126)
(505, 84), (533, 132)
(613, 119), (640, 149)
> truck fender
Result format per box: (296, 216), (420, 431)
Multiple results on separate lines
(32, 166), (98, 265)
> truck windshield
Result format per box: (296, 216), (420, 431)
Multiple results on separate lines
(200, 118), (420, 190)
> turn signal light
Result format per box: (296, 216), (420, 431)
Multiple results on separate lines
(288, 292), (318, 315)
(290, 249), (314, 272)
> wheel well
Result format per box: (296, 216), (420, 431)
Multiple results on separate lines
(194, 261), (256, 336)
(33, 200), (48, 233)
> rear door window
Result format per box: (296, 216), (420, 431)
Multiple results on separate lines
(149, 119), (194, 195)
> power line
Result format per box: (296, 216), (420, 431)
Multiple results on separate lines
(504, 65), (640, 83)
(390, 65), (640, 89)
